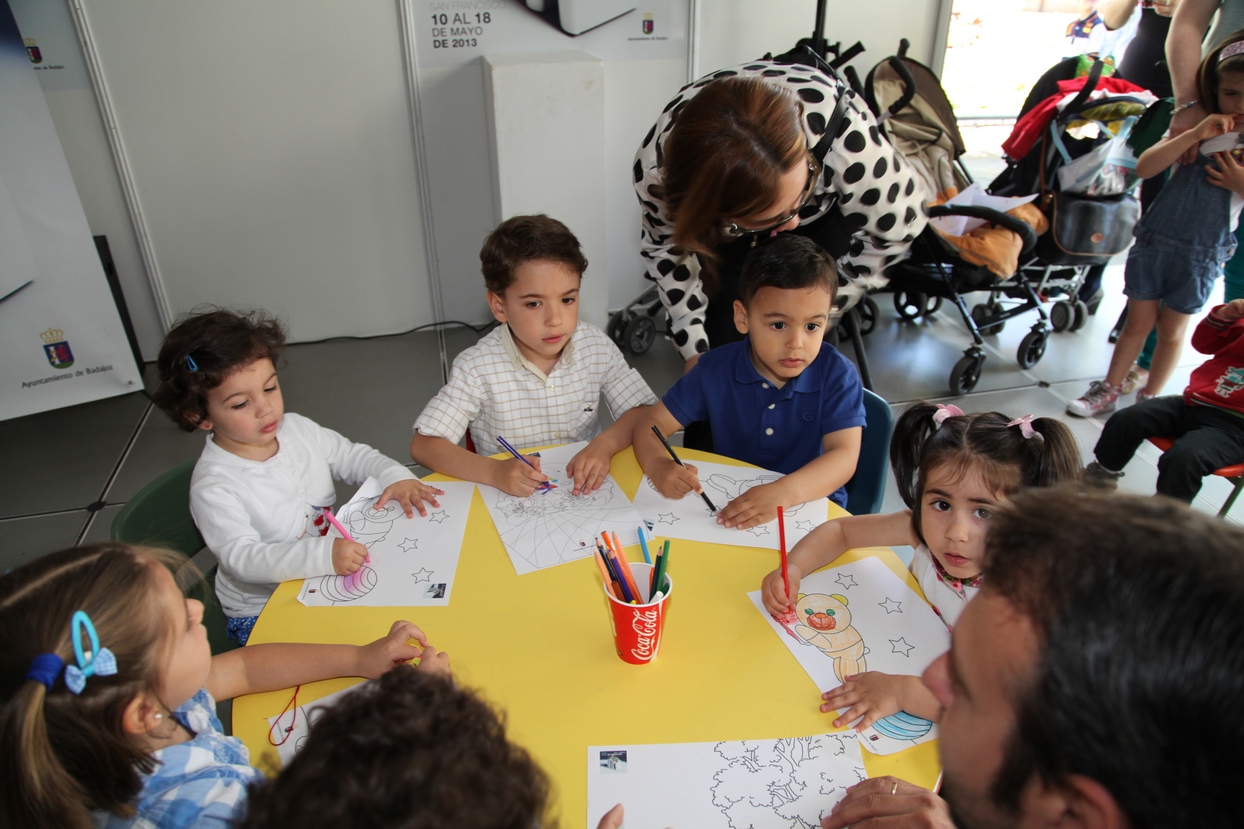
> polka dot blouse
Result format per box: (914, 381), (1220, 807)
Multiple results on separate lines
(633, 59), (928, 359)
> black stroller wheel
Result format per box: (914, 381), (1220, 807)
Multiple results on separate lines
(950, 353), (985, 395)
(1017, 329), (1049, 369)
(1049, 301), (1075, 333)
(894, 291), (928, 321)
(1070, 300), (1089, 332)
(624, 316), (657, 354)
(607, 312), (628, 347)
(970, 303), (1004, 335)
(858, 297), (879, 335)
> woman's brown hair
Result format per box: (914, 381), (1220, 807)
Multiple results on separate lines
(662, 77), (807, 269)
(0, 543), (185, 829)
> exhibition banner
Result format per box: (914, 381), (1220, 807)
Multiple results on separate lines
(0, 0), (142, 421)
(411, 0), (687, 67)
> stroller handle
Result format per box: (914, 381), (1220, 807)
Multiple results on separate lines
(881, 50), (919, 121)
(927, 204), (1039, 254)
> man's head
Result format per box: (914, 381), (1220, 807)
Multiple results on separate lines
(732, 235), (837, 387)
(480, 214), (588, 368)
(240, 668), (552, 829)
(923, 489), (1244, 829)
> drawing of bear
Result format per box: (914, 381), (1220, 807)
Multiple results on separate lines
(793, 593), (866, 682)
(343, 498), (404, 546)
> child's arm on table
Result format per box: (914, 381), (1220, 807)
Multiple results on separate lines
(1136, 113), (1238, 179)
(761, 510), (913, 616)
(632, 402), (703, 498)
(309, 417), (444, 518)
(820, 671), (941, 728)
(410, 431), (548, 497)
(566, 404), (652, 495)
(205, 620), (450, 702)
(193, 484), (371, 579)
(717, 427), (862, 531)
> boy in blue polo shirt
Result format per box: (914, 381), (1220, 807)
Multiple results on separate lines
(633, 235), (865, 529)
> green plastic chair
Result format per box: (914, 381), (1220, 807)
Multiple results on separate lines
(110, 462), (239, 655)
(843, 389), (894, 515)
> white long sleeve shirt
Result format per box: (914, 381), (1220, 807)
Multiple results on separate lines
(189, 412), (416, 618)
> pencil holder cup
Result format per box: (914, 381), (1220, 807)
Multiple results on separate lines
(603, 562), (671, 665)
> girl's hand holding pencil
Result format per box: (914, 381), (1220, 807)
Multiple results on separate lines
(331, 537), (370, 575)
(760, 561), (802, 618)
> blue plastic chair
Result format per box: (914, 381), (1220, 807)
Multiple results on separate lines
(843, 389), (894, 515)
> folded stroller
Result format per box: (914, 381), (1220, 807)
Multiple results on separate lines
(853, 40), (1046, 395)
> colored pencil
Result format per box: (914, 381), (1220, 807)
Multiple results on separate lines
(652, 539), (671, 597)
(596, 538), (625, 599)
(605, 547), (635, 603)
(637, 525), (652, 564)
(607, 534), (642, 603)
(649, 546), (663, 596)
(495, 436), (550, 491)
(777, 505), (790, 605)
(650, 425), (718, 513)
(592, 543), (620, 600)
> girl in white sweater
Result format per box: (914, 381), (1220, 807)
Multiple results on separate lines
(153, 309), (442, 644)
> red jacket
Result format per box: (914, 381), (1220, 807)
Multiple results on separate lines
(1185, 306), (1244, 417)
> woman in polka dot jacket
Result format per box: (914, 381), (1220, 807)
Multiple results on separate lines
(634, 58), (928, 368)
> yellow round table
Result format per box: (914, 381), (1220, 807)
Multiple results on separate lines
(233, 448), (940, 825)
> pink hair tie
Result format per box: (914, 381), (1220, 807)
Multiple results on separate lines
(931, 404), (964, 428)
(1006, 414), (1040, 440)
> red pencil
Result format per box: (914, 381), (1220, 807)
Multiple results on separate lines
(777, 506), (790, 605)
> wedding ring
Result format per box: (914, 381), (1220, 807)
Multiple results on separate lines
(890, 780), (899, 795)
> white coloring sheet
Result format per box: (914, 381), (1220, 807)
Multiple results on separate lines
(477, 442), (646, 575)
(297, 478), (474, 607)
(748, 556), (950, 755)
(266, 682), (362, 767)
(631, 459), (829, 550)
(587, 733), (866, 829)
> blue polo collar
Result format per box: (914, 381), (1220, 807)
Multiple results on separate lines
(730, 336), (821, 394)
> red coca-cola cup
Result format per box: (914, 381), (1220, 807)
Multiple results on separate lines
(603, 562), (672, 665)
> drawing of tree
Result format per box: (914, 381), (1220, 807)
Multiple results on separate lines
(710, 736), (855, 828)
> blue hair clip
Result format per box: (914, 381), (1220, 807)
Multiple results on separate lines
(64, 611), (118, 695)
(26, 653), (65, 690)
(185, 354), (199, 372)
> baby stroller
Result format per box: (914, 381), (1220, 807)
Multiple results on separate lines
(852, 41), (1042, 394)
(988, 55), (1154, 331)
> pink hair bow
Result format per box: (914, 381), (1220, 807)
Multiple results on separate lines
(1007, 414), (1037, 439)
(931, 404), (964, 428)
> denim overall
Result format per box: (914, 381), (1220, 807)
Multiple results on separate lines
(1125, 153), (1237, 314)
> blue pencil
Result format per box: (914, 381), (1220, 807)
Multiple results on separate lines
(637, 525), (652, 565)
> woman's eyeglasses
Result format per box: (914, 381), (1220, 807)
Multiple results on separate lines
(722, 157), (822, 239)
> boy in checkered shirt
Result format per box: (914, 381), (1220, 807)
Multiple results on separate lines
(411, 215), (656, 496)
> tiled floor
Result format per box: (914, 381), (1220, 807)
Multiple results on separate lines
(3, 149), (1241, 574)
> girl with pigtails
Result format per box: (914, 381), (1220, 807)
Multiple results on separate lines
(0, 543), (449, 829)
(760, 402), (1081, 730)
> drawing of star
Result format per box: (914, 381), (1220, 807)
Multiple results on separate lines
(398, 538), (419, 553)
(747, 524), (770, 537)
(411, 568), (434, 584)
(878, 597), (903, 614)
(889, 637), (915, 657)
(658, 512), (680, 525)
(428, 511), (450, 524)
(796, 520), (818, 533)
(835, 573), (858, 590)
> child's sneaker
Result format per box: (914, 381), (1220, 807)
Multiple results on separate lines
(1066, 380), (1120, 417)
(1119, 364), (1149, 394)
(1136, 387), (1157, 403)
(1082, 460), (1124, 491)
